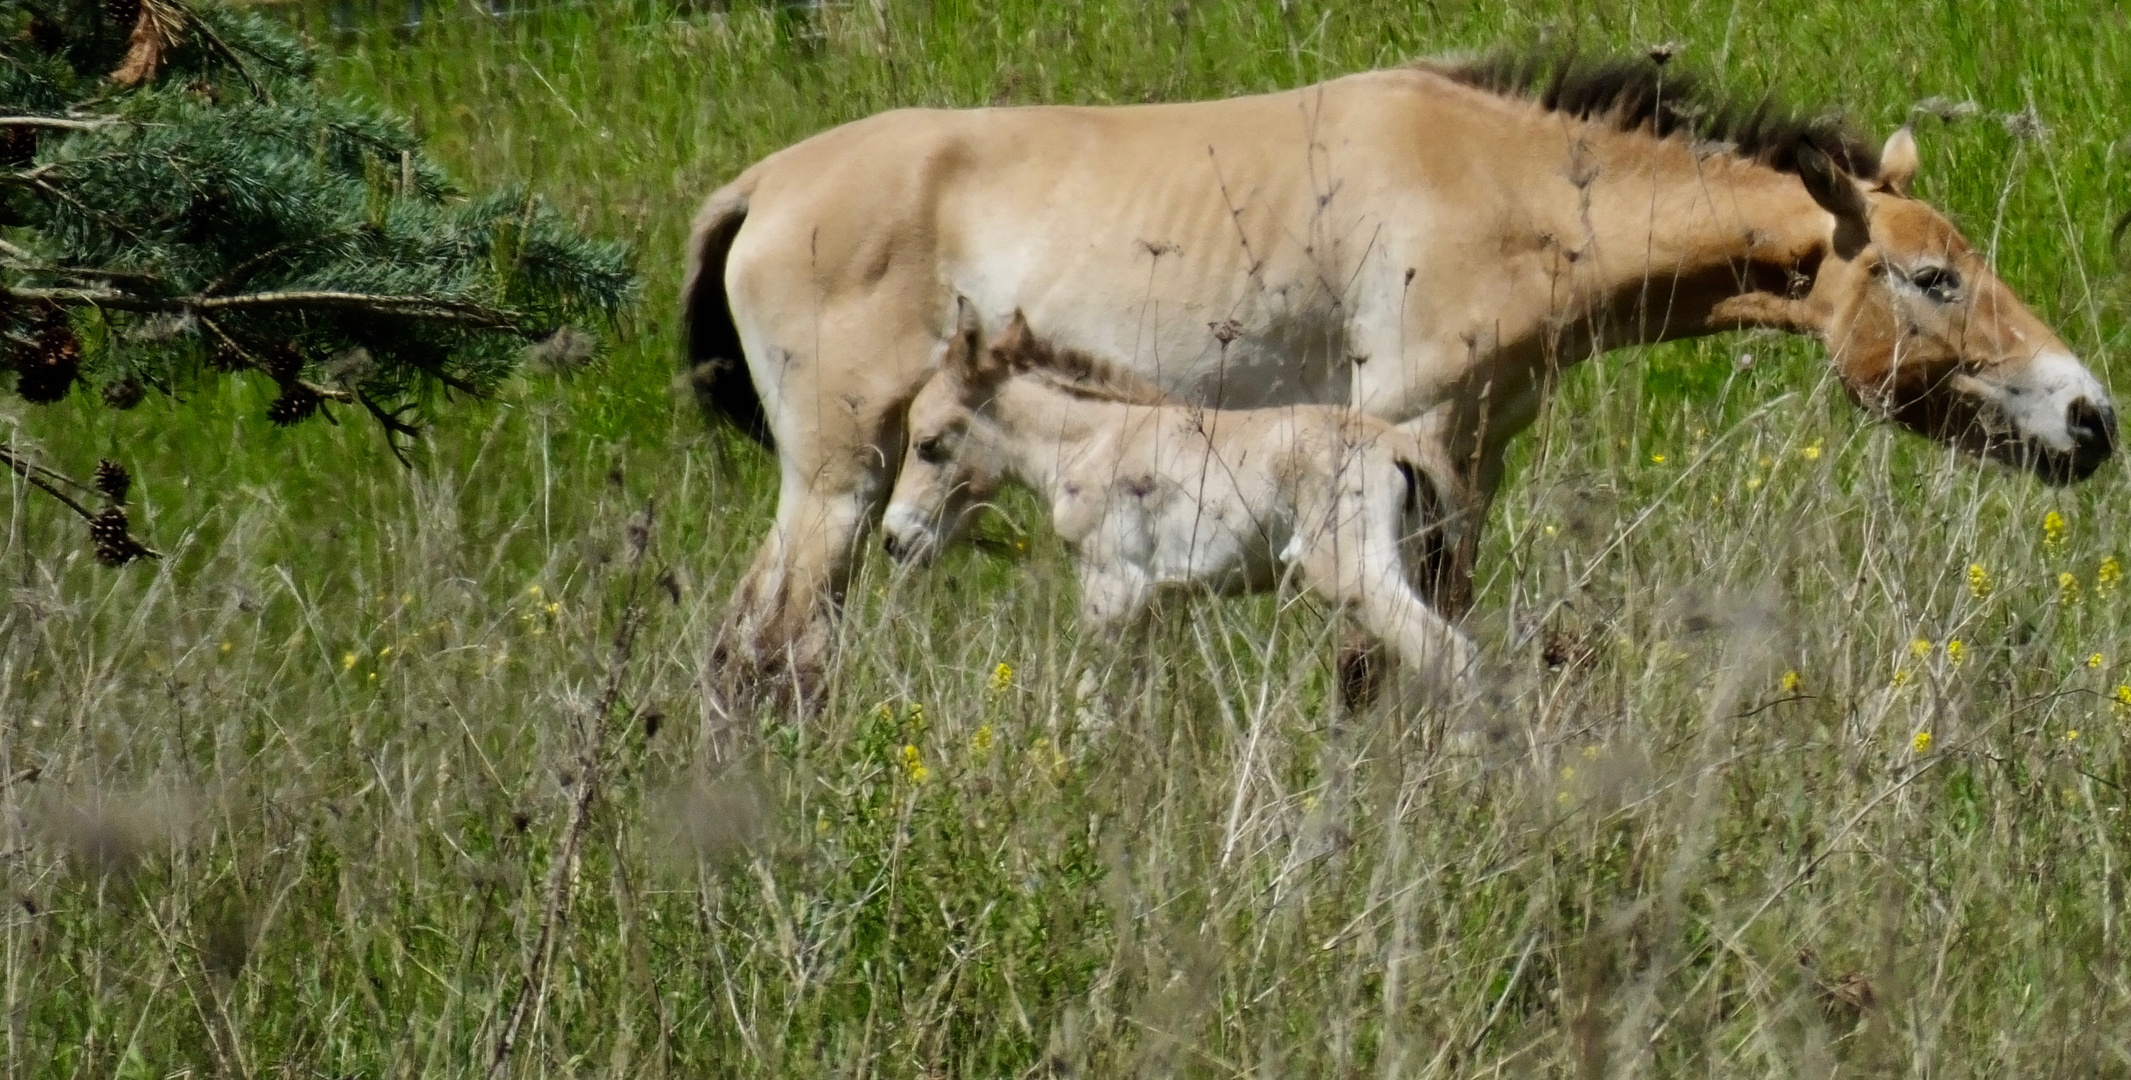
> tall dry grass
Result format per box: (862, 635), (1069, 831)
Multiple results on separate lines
(5, 0), (2131, 1075)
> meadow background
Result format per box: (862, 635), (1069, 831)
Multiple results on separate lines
(8, 0), (2131, 1075)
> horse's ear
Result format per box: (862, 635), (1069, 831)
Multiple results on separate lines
(1875, 128), (1919, 196)
(1796, 143), (1871, 252)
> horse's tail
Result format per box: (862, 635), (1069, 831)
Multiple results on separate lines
(681, 183), (771, 448)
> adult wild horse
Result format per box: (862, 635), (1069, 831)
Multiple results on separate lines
(684, 48), (2116, 704)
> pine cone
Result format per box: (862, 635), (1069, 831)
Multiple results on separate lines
(208, 335), (247, 372)
(89, 506), (147, 567)
(101, 376), (145, 410)
(94, 460), (131, 504)
(263, 340), (304, 382)
(265, 383), (320, 426)
(13, 315), (81, 404)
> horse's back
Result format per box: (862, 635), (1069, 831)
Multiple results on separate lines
(714, 68), (1499, 410)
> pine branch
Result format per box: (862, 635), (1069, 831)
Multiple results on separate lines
(3, 284), (525, 328)
(0, 116), (117, 131)
(0, 445), (164, 562)
(0, 0), (636, 567)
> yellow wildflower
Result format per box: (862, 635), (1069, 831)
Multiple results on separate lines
(1912, 731), (1933, 754)
(2044, 510), (2067, 547)
(2089, 653), (2106, 669)
(1560, 765), (1577, 781)
(1780, 670), (1802, 693)
(989, 662), (1013, 694)
(2099, 556), (2122, 595)
(219, 641), (233, 655)
(2060, 572), (2082, 606)
(901, 744), (930, 784)
(527, 585), (542, 598)
(1909, 638), (1934, 659)
(1967, 563), (1992, 600)
(342, 651), (357, 671)
(545, 601), (560, 616)
(1746, 476), (1763, 491)
(970, 723), (995, 759)
(2112, 685), (2131, 717)
(1582, 744), (1601, 761)
(2064, 729), (2081, 744)
(378, 645), (392, 659)
(1891, 667), (1913, 687)
(906, 702), (928, 735)
(1802, 440), (1823, 461)
(1650, 453), (1667, 464)
(1946, 640), (1966, 666)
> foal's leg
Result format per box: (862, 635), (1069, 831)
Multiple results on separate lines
(1068, 563), (1156, 725)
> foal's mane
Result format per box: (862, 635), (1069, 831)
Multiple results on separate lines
(992, 327), (1172, 407)
(1423, 46), (1880, 178)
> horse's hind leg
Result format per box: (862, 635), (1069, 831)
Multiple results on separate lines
(713, 299), (931, 712)
(1294, 542), (1475, 703)
(715, 450), (891, 710)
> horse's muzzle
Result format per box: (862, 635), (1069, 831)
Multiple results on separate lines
(2065, 397), (2117, 477)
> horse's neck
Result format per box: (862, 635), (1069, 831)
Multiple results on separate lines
(987, 378), (1131, 494)
(1514, 134), (1832, 355)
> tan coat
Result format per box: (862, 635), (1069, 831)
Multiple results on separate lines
(884, 311), (1475, 692)
(685, 51), (2113, 700)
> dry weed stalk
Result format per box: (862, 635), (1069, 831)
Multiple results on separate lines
(488, 499), (658, 1078)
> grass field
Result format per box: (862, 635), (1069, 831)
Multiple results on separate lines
(8, 0), (2131, 1075)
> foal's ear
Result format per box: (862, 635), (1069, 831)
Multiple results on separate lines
(943, 297), (985, 377)
(1796, 143), (1871, 253)
(991, 311), (1032, 360)
(1875, 128), (1919, 196)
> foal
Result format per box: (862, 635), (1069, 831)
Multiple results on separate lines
(882, 308), (1477, 696)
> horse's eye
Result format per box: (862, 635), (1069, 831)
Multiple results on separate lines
(1909, 266), (1960, 302)
(914, 436), (947, 464)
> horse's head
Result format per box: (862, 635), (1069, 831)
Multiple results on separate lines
(1775, 131), (2115, 483)
(881, 302), (1016, 564)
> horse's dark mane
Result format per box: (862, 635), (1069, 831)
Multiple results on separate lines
(992, 327), (1171, 406)
(1422, 46), (1880, 178)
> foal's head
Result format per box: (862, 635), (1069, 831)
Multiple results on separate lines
(883, 308), (1168, 563)
(880, 305), (1021, 564)
(1774, 131), (2114, 482)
